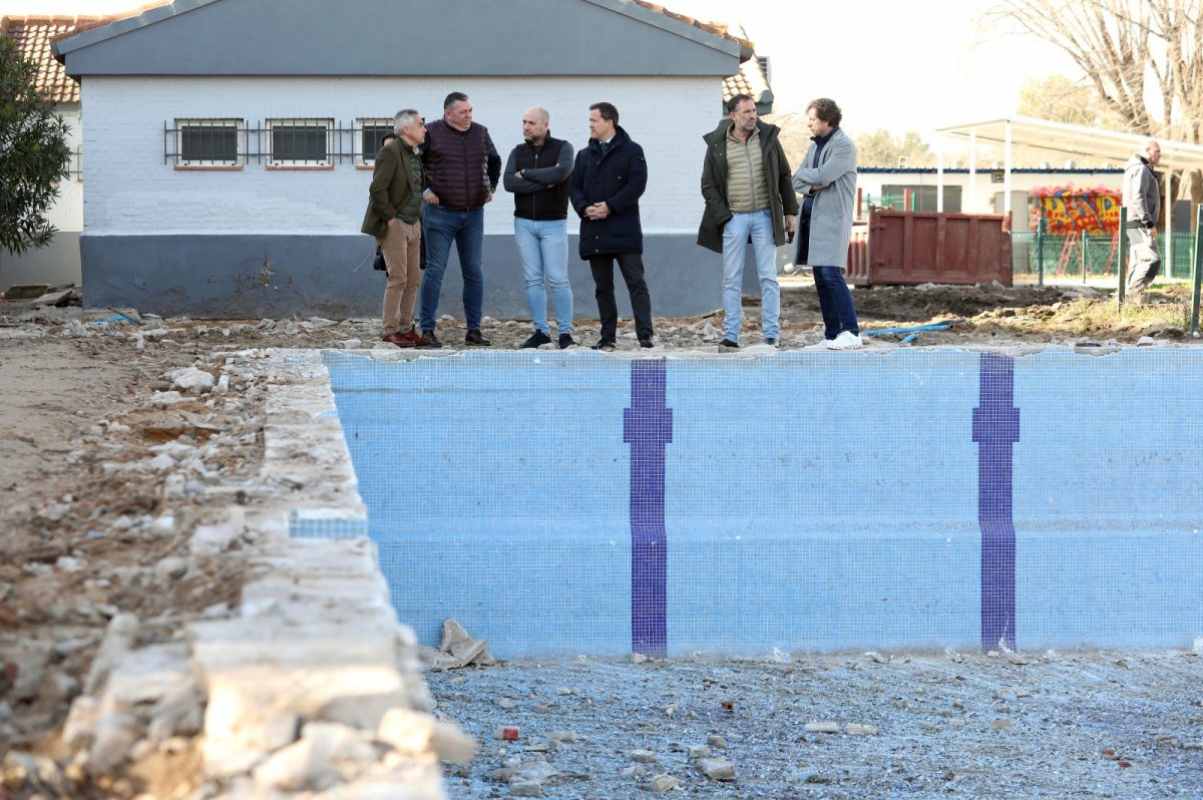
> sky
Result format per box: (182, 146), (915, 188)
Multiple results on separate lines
(2, 0), (1081, 140)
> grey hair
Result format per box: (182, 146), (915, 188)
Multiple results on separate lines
(394, 109), (421, 135)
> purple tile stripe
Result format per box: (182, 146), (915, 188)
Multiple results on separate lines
(972, 353), (1020, 652)
(623, 359), (673, 657)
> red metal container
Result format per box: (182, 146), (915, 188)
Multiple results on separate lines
(847, 209), (1013, 287)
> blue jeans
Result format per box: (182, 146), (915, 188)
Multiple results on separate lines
(420, 204), (484, 332)
(812, 266), (859, 340)
(721, 210), (779, 342)
(514, 218), (573, 335)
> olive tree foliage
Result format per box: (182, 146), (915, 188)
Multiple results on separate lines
(0, 34), (71, 256)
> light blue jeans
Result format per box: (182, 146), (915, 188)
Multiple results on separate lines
(722, 209), (779, 342)
(514, 217), (573, 336)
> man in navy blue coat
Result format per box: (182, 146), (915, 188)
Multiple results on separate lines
(570, 102), (654, 350)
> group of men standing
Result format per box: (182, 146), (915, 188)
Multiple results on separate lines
(363, 91), (863, 351)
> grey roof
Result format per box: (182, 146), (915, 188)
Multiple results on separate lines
(55, 0), (743, 77)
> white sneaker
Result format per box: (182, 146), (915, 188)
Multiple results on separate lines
(825, 331), (863, 350)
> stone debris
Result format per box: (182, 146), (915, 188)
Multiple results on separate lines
(697, 757), (736, 781)
(646, 773), (681, 792)
(687, 745), (711, 760)
(628, 749), (658, 763)
(549, 730), (580, 745)
(169, 366), (216, 394)
(845, 723), (879, 736)
(420, 618), (498, 671)
(805, 721), (841, 734)
(707, 734), (727, 749)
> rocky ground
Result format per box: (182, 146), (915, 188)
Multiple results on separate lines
(0, 280), (1199, 798)
(432, 649), (1203, 799)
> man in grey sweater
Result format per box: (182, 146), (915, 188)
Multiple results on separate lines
(1124, 139), (1162, 297)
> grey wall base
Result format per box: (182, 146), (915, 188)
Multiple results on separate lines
(81, 234), (763, 320)
(1, 232), (81, 292)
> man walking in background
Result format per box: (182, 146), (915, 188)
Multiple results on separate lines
(570, 102), (654, 351)
(698, 93), (798, 349)
(1124, 139), (1162, 299)
(792, 97), (862, 350)
(419, 92), (502, 348)
(503, 107), (576, 349)
(361, 110), (426, 348)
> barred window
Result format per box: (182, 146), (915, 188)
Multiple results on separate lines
(267, 118), (334, 167)
(176, 118), (241, 167)
(357, 118), (395, 165)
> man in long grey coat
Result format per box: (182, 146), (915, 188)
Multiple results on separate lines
(1124, 139), (1162, 297)
(792, 97), (861, 350)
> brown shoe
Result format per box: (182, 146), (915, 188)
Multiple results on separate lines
(398, 326), (422, 347)
(382, 331), (415, 348)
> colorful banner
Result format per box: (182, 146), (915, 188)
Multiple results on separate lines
(1031, 186), (1121, 235)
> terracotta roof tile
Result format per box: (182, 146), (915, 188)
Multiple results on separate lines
(1, 4), (169, 103)
(630, 0), (754, 53)
(0, 15), (103, 103)
(722, 55), (771, 106)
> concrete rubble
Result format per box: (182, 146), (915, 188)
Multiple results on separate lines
(0, 339), (466, 799)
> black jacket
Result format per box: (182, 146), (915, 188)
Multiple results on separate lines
(570, 126), (647, 257)
(503, 136), (574, 221)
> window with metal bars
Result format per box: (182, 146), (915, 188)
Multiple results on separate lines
(175, 118), (241, 167)
(266, 118), (334, 167)
(358, 119), (395, 166)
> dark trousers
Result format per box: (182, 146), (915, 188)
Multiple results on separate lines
(589, 253), (654, 341)
(812, 266), (859, 339)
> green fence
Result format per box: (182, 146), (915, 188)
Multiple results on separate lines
(1011, 232), (1197, 280)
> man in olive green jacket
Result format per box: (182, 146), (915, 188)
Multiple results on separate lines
(362, 109), (426, 347)
(698, 94), (798, 347)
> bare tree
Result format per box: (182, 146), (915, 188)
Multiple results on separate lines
(995, 0), (1203, 200)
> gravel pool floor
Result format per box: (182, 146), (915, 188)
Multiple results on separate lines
(430, 649), (1203, 799)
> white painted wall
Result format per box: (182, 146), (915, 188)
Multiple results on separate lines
(52, 105), (83, 233)
(81, 76), (718, 236)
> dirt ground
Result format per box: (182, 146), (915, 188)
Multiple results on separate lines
(0, 280), (1198, 798)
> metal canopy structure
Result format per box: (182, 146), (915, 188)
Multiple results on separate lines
(935, 115), (1203, 277)
(939, 116), (1203, 172)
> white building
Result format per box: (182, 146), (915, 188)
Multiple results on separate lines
(855, 167), (1126, 231)
(0, 15), (93, 291)
(54, 0), (761, 318)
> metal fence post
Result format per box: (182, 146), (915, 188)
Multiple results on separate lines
(1117, 207), (1128, 309)
(1081, 229), (1088, 284)
(1036, 215), (1045, 287)
(1190, 205), (1203, 336)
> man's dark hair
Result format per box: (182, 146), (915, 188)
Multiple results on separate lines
(726, 94), (755, 114)
(590, 102), (620, 125)
(807, 97), (842, 128)
(444, 92), (469, 110)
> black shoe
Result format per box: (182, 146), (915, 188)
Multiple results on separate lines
(765, 338), (778, 346)
(639, 338), (654, 349)
(521, 330), (552, 349)
(592, 339), (616, 352)
(719, 339), (739, 349)
(558, 334), (576, 350)
(417, 331), (442, 348)
(465, 329), (492, 347)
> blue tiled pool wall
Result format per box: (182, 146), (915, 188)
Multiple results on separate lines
(322, 349), (1203, 657)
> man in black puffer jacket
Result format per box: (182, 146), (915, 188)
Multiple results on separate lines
(570, 102), (654, 350)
